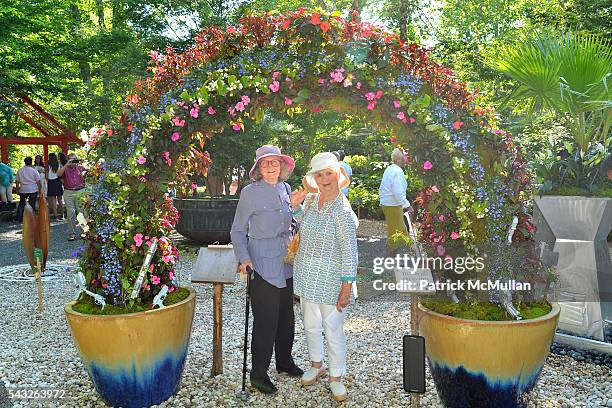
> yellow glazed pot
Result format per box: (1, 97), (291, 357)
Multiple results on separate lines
(65, 288), (196, 408)
(418, 303), (560, 408)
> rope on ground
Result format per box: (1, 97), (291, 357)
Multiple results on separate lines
(0, 263), (77, 282)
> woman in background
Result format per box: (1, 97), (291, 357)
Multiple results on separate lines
(46, 153), (64, 220)
(34, 155), (47, 199)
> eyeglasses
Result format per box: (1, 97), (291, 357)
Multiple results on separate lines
(260, 159), (281, 168)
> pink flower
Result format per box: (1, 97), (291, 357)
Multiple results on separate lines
(284, 97), (293, 105)
(438, 214), (446, 222)
(365, 92), (376, 101)
(367, 100), (376, 110)
(423, 161), (433, 170)
(136, 156), (146, 165)
(168, 286), (175, 293)
(232, 122), (243, 131)
(235, 101), (245, 112)
(431, 185), (439, 193)
(311, 106), (322, 113)
(356, 82), (362, 89)
(318, 78), (326, 84)
(227, 106), (236, 117)
(191, 182), (197, 190)
(393, 100), (401, 108)
(226, 26), (236, 34)
(162, 255), (172, 263)
(450, 231), (459, 240)
(150, 50), (159, 60)
(241, 95), (250, 105)
(330, 68), (345, 83)
(162, 151), (172, 166)
(172, 117), (185, 127)
(436, 245), (446, 256)
(390, 137), (396, 143)
(151, 275), (161, 285)
(134, 233), (143, 247)
(269, 81), (280, 92)
(207, 106), (216, 115)
(171, 132), (180, 142)
(409, 117), (416, 124)
(169, 271), (174, 281)
(139, 176), (147, 182)
(272, 71), (281, 80)
(190, 104), (199, 118)
(452, 121), (464, 130)
(397, 112), (407, 123)
(149, 264), (154, 272)
(375, 90), (383, 99)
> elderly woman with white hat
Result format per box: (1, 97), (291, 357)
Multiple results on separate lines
(231, 145), (304, 395)
(290, 152), (358, 402)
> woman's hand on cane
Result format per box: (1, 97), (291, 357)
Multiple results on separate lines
(239, 260), (253, 274)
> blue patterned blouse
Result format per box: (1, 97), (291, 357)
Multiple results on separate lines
(293, 193), (358, 305)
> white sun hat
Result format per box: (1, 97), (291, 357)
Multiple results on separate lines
(302, 152), (350, 193)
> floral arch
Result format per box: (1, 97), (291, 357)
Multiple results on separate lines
(82, 9), (531, 306)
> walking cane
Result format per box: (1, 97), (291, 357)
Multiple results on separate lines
(236, 265), (254, 401)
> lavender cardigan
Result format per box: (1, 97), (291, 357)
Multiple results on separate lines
(230, 180), (293, 288)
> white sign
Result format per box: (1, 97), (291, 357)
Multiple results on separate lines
(192, 245), (238, 284)
(393, 267), (436, 294)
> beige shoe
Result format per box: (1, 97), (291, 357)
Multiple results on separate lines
(330, 381), (347, 401)
(301, 367), (326, 386)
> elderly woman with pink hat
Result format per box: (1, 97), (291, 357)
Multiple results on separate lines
(230, 145), (303, 395)
(290, 152), (358, 402)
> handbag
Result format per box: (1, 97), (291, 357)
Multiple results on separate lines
(284, 192), (314, 265)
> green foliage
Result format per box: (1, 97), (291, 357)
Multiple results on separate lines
(421, 300), (552, 321)
(72, 287), (190, 315)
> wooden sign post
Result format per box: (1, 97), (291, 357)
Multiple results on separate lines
(191, 244), (238, 376)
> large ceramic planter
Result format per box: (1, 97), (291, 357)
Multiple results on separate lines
(173, 198), (238, 244)
(419, 303), (560, 408)
(533, 196), (611, 340)
(65, 288), (196, 408)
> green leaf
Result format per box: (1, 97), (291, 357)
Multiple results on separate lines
(120, 277), (131, 289)
(180, 90), (191, 102)
(197, 86), (209, 105)
(216, 79), (228, 96)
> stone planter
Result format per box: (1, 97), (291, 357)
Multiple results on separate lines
(419, 303), (560, 408)
(173, 198), (239, 245)
(533, 196), (612, 340)
(65, 288), (196, 408)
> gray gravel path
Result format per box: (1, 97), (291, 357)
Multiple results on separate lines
(0, 219), (83, 268)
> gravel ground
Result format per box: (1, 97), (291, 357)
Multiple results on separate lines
(1, 219), (611, 407)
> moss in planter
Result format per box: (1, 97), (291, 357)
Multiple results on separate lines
(544, 184), (612, 197)
(71, 287), (191, 315)
(421, 300), (552, 321)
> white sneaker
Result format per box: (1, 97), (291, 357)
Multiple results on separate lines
(330, 381), (347, 401)
(301, 367), (326, 386)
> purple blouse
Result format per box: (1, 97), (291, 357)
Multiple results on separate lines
(230, 180), (293, 288)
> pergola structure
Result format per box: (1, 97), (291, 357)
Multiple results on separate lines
(0, 93), (83, 163)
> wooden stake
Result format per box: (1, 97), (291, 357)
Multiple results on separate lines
(211, 282), (224, 376)
(35, 253), (43, 312)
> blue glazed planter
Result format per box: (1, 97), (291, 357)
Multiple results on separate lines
(65, 288), (196, 407)
(418, 303), (560, 408)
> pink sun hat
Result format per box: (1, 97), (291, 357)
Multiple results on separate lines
(248, 145), (295, 180)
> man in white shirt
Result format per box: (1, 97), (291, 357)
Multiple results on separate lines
(15, 157), (41, 223)
(379, 148), (414, 257)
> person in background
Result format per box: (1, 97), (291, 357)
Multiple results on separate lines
(230, 145), (303, 395)
(15, 157), (41, 222)
(34, 155), (48, 199)
(602, 154), (612, 181)
(57, 153), (86, 241)
(46, 153), (65, 220)
(379, 148), (414, 257)
(290, 152), (358, 402)
(0, 159), (16, 208)
(333, 150), (352, 197)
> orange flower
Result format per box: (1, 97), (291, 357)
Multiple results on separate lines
(311, 12), (321, 25)
(320, 21), (330, 33)
(281, 19), (292, 29)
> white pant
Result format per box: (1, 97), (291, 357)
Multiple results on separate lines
(0, 184), (12, 202)
(301, 299), (347, 377)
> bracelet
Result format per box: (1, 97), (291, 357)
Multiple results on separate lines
(290, 206), (302, 216)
